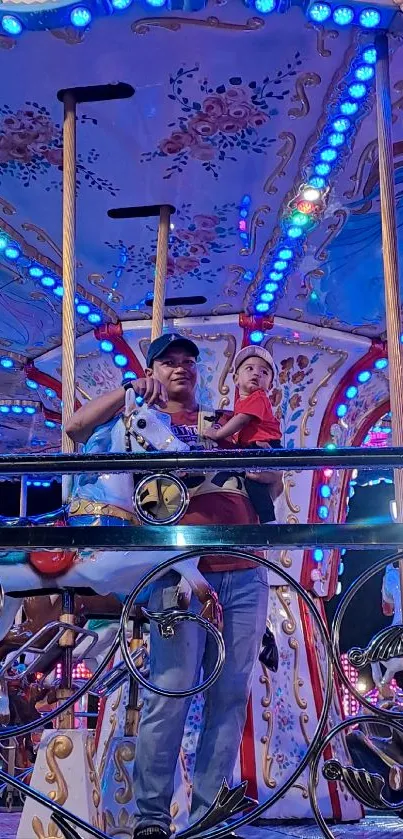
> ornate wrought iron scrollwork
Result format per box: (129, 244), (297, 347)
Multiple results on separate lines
(309, 715), (403, 839)
(332, 550), (403, 720)
(0, 548), (332, 839)
(182, 780), (255, 838)
(323, 758), (403, 811)
(348, 624), (403, 668)
(121, 606), (225, 698)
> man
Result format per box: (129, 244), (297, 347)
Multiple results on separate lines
(66, 332), (284, 839)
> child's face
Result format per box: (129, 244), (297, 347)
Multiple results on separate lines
(234, 357), (273, 395)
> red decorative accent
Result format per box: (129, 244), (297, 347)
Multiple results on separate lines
(300, 342), (387, 595)
(24, 364), (81, 411)
(239, 314), (274, 348)
(317, 342), (386, 449)
(94, 322), (145, 378)
(29, 549), (77, 576)
(299, 598), (345, 822)
(239, 695), (258, 801)
(44, 408), (62, 424)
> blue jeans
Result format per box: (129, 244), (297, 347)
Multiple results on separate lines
(134, 566), (268, 830)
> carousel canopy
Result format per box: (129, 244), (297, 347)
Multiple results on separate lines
(0, 0), (400, 452)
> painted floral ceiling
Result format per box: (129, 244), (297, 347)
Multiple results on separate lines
(0, 0), (401, 451)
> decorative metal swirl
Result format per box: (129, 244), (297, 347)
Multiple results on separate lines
(0, 548), (332, 839)
(309, 716), (403, 839)
(332, 550), (403, 720)
(120, 605), (225, 698)
(323, 758), (403, 811)
(348, 624), (403, 668)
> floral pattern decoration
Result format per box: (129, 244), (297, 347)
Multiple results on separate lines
(79, 360), (120, 397)
(0, 102), (118, 194)
(105, 202), (237, 295)
(142, 54), (302, 179)
(270, 353), (317, 449)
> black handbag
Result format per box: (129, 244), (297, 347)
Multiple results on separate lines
(259, 628), (279, 672)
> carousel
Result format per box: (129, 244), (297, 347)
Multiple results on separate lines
(0, 0), (402, 837)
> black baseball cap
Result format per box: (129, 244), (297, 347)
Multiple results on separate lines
(146, 332), (199, 368)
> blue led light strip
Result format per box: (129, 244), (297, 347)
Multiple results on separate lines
(0, 227), (106, 326)
(251, 42), (376, 318)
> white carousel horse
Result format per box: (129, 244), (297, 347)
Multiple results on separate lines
(0, 397), (212, 645)
(371, 564), (403, 693)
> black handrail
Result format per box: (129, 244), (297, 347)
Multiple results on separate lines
(0, 445), (400, 474)
(0, 523), (402, 551)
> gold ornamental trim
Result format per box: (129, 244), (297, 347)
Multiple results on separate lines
(69, 499), (137, 523)
(113, 740), (136, 805)
(288, 72), (321, 119)
(86, 734), (102, 809)
(305, 22), (339, 58)
(132, 15), (265, 36)
(264, 132), (296, 196)
(45, 734), (73, 805)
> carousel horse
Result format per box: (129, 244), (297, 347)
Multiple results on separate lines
(371, 564), (403, 695)
(0, 397), (217, 646)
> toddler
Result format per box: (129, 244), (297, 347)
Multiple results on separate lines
(204, 345), (282, 523)
(204, 345), (281, 447)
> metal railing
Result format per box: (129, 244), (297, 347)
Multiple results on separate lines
(0, 445), (400, 474)
(0, 448), (401, 839)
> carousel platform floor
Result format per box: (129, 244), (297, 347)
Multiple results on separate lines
(1, 815), (403, 838)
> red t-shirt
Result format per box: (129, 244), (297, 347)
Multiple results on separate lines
(169, 408), (260, 572)
(234, 390), (281, 446)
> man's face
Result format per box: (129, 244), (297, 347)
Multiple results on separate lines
(147, 345), (198, 399)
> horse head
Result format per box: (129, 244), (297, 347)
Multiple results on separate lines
(123, 390), (189, 453)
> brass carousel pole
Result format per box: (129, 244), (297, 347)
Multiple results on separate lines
(125, 204), (171, 736)
(58, 89), (77, 728)
(151, 204), (171, 341)
(375, 33), (403, 618)
(61, 90), (77, 508)
(19, 476), (27, 518)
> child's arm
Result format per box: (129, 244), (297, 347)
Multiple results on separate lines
(204, 412), (251, 441)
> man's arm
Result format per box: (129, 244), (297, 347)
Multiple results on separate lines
(65, 387), (126, 444)
(66, 377), (168, 444)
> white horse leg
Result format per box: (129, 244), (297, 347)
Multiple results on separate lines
(383, 657), (403, 686)
(0, 552), (213, 642)
(53, 549), (185, 596)
(0, 596), (23, 646)
(371, 661), (383, 687)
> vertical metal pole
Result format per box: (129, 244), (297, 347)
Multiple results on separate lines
(61, 92), (77, 504)
(151, 204), (171, 341)
(125, 613), (143, 737)
(376, 33), (403, 616)
(19, 476), (27, 518)
(57, 589), (75, 730)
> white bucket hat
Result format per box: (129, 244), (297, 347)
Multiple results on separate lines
(234, 345), (277, 383)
